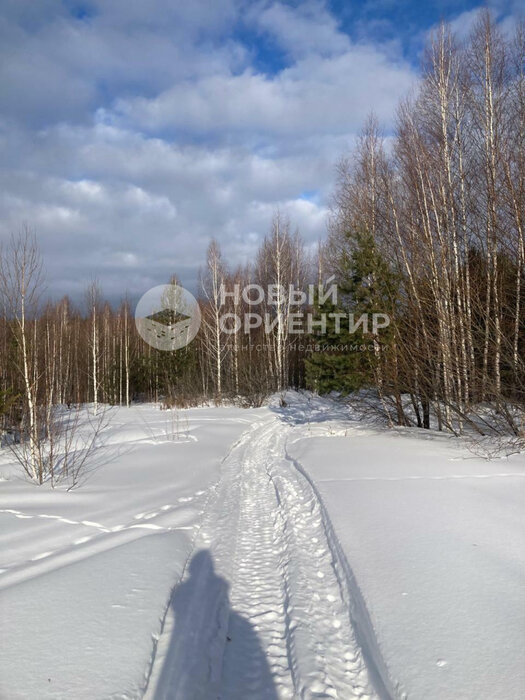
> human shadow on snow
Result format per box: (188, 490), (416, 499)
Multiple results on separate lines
(153, 549), (279, 700)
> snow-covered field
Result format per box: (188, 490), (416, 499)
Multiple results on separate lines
(1, 395), (524, 699)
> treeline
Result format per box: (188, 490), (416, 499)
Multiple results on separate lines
(0, 215), (313, 426)
(0, 216), (318, 482)
(1, 10), (524, 481)
(310, 11), (525, 435)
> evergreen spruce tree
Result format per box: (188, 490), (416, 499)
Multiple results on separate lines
(306, 230), (398, 395)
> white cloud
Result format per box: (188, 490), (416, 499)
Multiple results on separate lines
(112, 46), (414, 139)
(0, 0), (421, 302)
(252, 0), (351, 59)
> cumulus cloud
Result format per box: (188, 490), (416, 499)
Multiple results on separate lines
(251, 0), (351, 59)
(112, 46), (414, 140)
(5, 0), (508, 303)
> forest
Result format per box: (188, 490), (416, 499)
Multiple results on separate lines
(0, 11), (524, 484)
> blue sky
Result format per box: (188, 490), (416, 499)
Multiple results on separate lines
(0, 0), (522, 301)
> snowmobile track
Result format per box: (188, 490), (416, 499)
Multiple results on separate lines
(146, 417), (390, 700)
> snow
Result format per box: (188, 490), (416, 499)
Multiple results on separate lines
(285, 397), (525, 700)
(0, 405), (260, 699)
(1, 395), (524, 699)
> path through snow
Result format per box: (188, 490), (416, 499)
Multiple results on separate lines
(146, 417), (388, 700)
(2, 398), (524, 699)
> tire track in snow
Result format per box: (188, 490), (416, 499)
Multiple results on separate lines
(148, 418), (387, 699)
